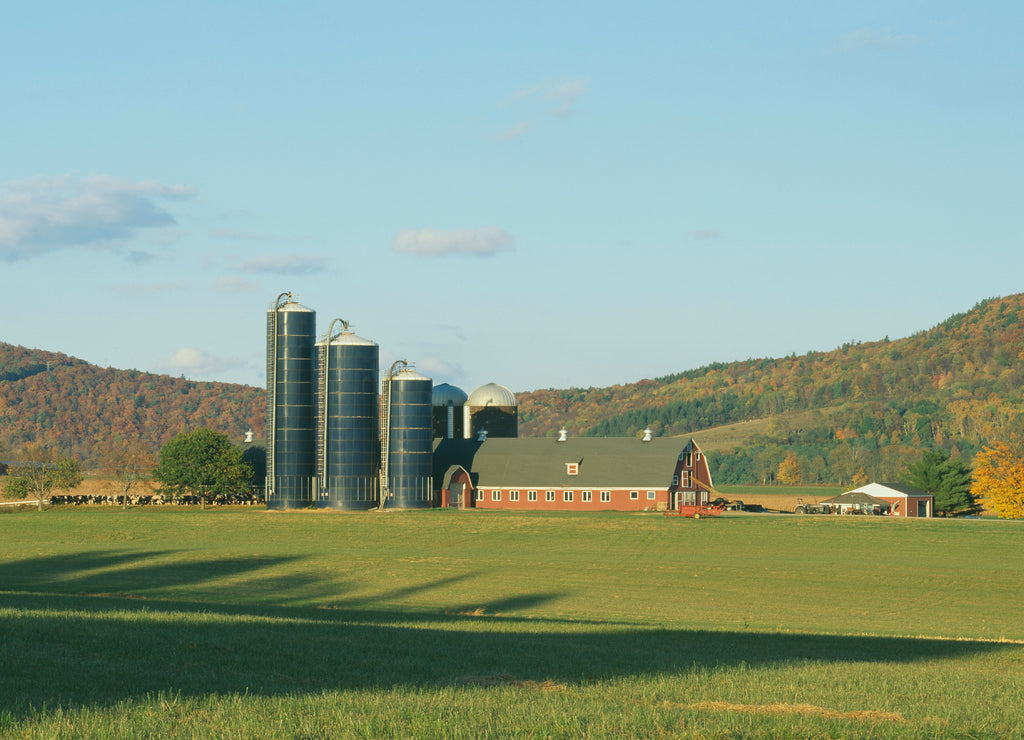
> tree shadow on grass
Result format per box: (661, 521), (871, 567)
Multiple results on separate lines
(0, 549), (509, 613)
(0, 549), (307, 596)
(0, 553), (1019, 719)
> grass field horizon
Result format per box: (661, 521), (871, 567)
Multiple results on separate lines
(2, 508), (1021, 738)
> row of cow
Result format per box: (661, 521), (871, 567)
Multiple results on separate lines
(48, 490), (266, 506)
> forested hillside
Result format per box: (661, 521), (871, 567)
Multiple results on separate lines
(0, 345), (263, 467)
(4, 294), (1023, 483)
(518, 294), (1024, 484)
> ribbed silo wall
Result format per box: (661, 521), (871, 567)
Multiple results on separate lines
(319, 338), (379, 510)
(469, 406), (518, 438)
(432, 404), (462, 439)
(266, 305), (316, 509)
(389, 375), (433, 508)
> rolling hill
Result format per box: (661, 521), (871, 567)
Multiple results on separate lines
(0, 344), (263, 468)
(517, 294), (1024, 483)
(3, 294), (1023, 482)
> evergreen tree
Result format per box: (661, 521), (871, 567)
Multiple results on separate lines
(901, 449), (980, 517)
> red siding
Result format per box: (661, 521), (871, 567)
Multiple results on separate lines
(884, 496), (931, 517)
(438, 440), (710, 513)
(670, 448), (714, 509)
(467, 487), (670, 511)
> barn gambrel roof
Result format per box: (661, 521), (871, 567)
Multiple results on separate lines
(432, 436), (701, 490)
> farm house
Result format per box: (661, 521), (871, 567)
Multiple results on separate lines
(432, 433), (714, 511)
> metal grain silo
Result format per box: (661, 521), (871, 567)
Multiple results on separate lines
(266, 292), (317, 509)
(315, 320), (379, 510)
(432, 383), (468, 439)
(381, 363), (433, 509)
(464, 382), (518, 439)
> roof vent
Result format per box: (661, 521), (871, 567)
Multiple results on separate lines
(642, 428), (654, 442)
(477, 429), (489, 441)
(557, 428), (568, 442)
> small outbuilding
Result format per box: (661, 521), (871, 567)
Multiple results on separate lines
(839, 482), (933, 517)
(820, 490), (891, 515)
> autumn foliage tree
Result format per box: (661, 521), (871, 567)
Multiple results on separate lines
(971, 441), (1024, 519)
(776, 451), (802, 485)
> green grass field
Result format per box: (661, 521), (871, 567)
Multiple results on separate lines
(1, 508), (1022, 738)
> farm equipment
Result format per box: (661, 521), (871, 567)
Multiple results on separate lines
(664, 501), (727, 518)
(794, 498), (831, 515)
(664, 475), (733, 518)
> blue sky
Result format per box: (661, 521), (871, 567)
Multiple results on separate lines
(3, 1), (1022, 394)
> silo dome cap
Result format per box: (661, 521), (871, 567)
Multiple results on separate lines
(327, 331), (376, 347)
(433, 383), (468, 406)
(278, 300), (314, 312)
(394, 367), (430, 381)
(467, 382), (517, 407)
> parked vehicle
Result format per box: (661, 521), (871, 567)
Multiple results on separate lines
(794, 498), (831, 515)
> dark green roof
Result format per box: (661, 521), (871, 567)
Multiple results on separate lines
(433, 437), (696, 489)
(821, 491), (890, 507)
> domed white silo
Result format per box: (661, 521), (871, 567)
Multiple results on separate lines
(463, 382), (518, 439)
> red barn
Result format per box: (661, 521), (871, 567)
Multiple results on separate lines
(432, 434), (713, 511)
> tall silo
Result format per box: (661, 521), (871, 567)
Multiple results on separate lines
(381, 363), (433, 509)
(432, 383), (468, 439)
(266, 292), (317, 509)
(315, 320), (380, 510)
(464, 382), (518, 439)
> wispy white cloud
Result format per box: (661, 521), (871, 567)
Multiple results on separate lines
(416, 355), (465, 383)
(835, 26), (922, 53)
(235, 254), (327, 275)
(543, 78), (588, 117)
(436, 324), (469, 342)
(493, 121), (534, 142)
(0, 175), (194, 261)
(392, 228), (514, 257)
(150, 346), (243, 379)
(494, 77), (588, 141)
(686, 229), (721, 241)
(210, 228), (288, 241)
(503, 77), (589, 115)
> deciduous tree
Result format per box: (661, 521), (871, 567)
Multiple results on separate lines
(972, 441), (1024, 519)
(101, 440), (156, 510)
(777, 451), (802, 485)
(154, 428), (252, 509)
(6, 446), (84, 511)
(901, 449), (980, 517)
